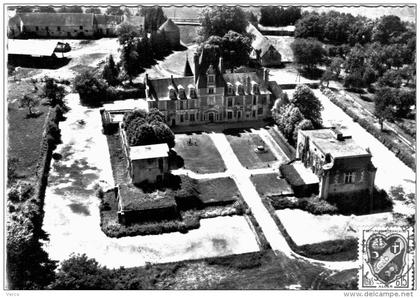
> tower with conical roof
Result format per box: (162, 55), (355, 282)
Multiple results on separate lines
(184, 54), (193, 77)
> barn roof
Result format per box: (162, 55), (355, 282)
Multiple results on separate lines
(246, 23), (281, 57)
(8, 39), (59, 56)
(94, 14), (122, 25)
(18, 12), (94, 27)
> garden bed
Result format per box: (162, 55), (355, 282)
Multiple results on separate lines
(226, 132), (277, 169)
(250, 173), (293, 197)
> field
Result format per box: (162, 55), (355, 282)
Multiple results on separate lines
(7, 80), (50, 181)
(226, 132), (277, 169)
(174, 133), (226, 174)
(251, 173), (293, 197)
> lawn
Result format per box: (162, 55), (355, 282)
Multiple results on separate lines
(101, 130), (243, 237)
(226, 133), (277, 169)
(174, 133), (226, 174)
(250, 173), (293, 197)
(7, 80), (50, 180)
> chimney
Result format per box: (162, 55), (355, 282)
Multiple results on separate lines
(246, 76), (251, 94)
(219, 57), (224, 74)
(193, 52), (199, 83)
(263, 69), (270, 83)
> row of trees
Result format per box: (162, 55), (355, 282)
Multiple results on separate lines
(260, 6), (302, 27)
(123, 109), (175, 148)
(273, 85), (323, 145)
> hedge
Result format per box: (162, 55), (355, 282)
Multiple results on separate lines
(321, 88), (415, 171)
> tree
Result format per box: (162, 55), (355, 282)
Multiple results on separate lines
(291, 84), (323, 127)
(37, 6), (55, 13)
(199, 6), (248, 39)
(102, 55), (119, 86)
(8, 182), (34, 204)
(16, 6), (33, 13)
(274, 103), (304, 144)
(74, 70), (108, 102)
(329, 57), (344, 78)
(291, 38), (325, 72)
(116, 22), (141, 45)
(58, 6), (83, 13)
(362, 66), (377, 86)
(348, 17), (373, 45)
(394, 89), (415, 118)
(42, 77), (66, 106)
(374, 87), (396, 130)
(344, 68), (365, 90)
(344, 44), (365, 73)
(321, 68), (335, 87)
(140, 6), (167, 32)
(294, 12), (324, 40)
(51, 254), (113, 290)
(119, 39), (140, 84)
(123, 109), (175, 148)
(106, 6), (124, 16)
(377, 69), (402, 88)
(201, 31), (252, 71)
(85, 7), (101, 14)
(323, 11), (353, 44)
(373, 15), (407, 44)
(19, 95), (40, 116)
(245, 11), (259, 28)
(293, 119), (314, 142)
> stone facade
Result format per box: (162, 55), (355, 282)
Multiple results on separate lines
(144, 49), (281, 126)
(296, 128), (377, 201)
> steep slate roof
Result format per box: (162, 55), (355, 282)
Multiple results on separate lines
(183, 55), (193, 76)
(94, 14), (122, 25)
(223, 72), (270, 94)
(195, 47), (225, 89)
(147, 76), (194, 100)
(18, 12), (94, 27)
(159, 18), (179, 32)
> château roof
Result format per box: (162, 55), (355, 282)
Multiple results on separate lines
(146, 76), (194, 100)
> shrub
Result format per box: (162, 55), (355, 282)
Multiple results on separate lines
(74, 70), (108, 104)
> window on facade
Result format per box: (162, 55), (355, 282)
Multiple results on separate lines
(344, 172), (355, 184)
(190, 114), (195, 121)
(227, 111), (233, 119)
(208, 75), (215, 84)
(253, 96), (257, 105)
(45, 26), (49, 30)
(207, 97), (216, 105)
(57, 26), (61, 31)
(35, 26), (39, 31)
(252, 110), (256, 118)
(227, 97), (233, 107)
(80, 26), (83, 30)
(208, 87), (214, 94)
(258, 107), (263, 115)
(180, 100), (185, 110)
(180, 114), (184, 122)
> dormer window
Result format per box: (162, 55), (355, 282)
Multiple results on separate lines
(208, 75), (215, 84)
(227, 83), (234, 95)
(188, 84), (197, 98)
(236, 82), (244, 95)
(178, 85), (187, 100)
(252, 82), (260, 95)
(168, 86), (177, 100)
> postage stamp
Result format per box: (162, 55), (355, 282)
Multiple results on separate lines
(359, 227), (415, 290)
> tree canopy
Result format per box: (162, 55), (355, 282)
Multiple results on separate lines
(85, 7), (101, 14)
(102, 55), (119, 86)
(373, 15), (407, 44)
(260, 6), (302, 27)
(51, 254), (113, 290)
(199, 6), (248, 39)
(124, 108), (175, 148)
(200, 31), (252, 71)
(106, 6), (124, 16)
(291, 38), (325, 71)
(291, 84), (323, 128)
(19, 95), (39, 116)
(140, 6), (167, 32)
(58, 6), (83, 13)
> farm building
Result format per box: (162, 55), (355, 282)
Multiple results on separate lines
(12, 12), (96, 38)
(95, 14), (123, 36)
(295, 128), (377, 202)
(122, 14), (145, 31)
(158, 18), (180, 48)
(247, 23), (282, 67)
(116, 183), (178, 224)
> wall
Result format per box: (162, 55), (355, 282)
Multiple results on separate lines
(131, 157), (168, 184)
(23, 25), (95, 38)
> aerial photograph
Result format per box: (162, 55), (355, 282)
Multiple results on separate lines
(3, 2), (417, 293)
